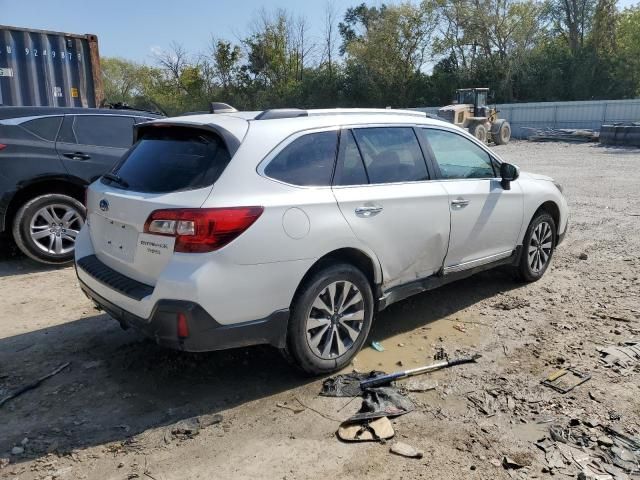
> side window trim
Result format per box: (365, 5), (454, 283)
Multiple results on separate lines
(420, 126), (499, 180)
(351, 129), (371, 183)
(416, 127), (442, 179)
(57, 114), (77, 144)
(411, 126), (435, 180)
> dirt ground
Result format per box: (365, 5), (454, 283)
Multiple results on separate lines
(1, 141), (639, 480)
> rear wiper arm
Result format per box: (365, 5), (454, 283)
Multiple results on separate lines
(103, 173), (129, 188)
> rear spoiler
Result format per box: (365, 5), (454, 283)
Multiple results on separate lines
(133, 121), (242, 157)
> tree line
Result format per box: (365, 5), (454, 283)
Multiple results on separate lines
(101, 0), (640, 116)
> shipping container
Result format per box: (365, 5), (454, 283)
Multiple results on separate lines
(0, 25), (103, 108)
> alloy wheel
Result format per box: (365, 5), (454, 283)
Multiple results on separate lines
(29, 204), (84, 255)
(528, 221), (553, 273)
(305, 281), (365, 359)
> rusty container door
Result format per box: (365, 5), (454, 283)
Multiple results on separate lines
(0, 25), (103, 108)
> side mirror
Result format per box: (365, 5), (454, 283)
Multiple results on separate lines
(500, 162), (519, 190)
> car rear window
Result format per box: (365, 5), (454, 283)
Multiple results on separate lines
(103, 127), (231, 194)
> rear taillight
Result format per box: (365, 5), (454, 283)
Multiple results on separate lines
(144, 207), (264, 253)
(0, 144), (7, 151)
(177, 313), (189, 339)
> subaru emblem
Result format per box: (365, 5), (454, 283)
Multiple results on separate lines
(99, 199), (109, 212)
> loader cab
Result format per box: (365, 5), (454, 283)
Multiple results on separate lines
(456, 88), (489, 116)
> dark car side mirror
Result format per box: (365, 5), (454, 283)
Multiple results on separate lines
(500, 162), (520, 190)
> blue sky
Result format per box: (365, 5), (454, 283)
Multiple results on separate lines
(2, 0), (638, 64)
(1, 0), (364, 63)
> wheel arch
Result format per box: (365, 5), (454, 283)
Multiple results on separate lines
(293, 247), (382, 305)
(4, 175), (88, 231)
(535, 201), (560, 231)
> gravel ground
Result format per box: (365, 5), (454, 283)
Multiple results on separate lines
(0, 141), (639, 480)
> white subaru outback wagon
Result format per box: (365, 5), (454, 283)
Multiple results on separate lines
(75, 107), (568, 374)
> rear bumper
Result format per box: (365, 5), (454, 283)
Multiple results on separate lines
(79, 279), (289, 352)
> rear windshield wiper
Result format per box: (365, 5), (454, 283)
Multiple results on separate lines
(103, 173), (129, 188)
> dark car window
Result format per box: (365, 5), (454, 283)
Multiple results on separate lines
(58, 115), (134, 148)
(419, 129), (495, 179)
(334, 130), (368, 186)
(20, 116), (62, 141)
(264, 131), (338, 187)
(105, 127), (230, 194)
(352, 128), (428, 184)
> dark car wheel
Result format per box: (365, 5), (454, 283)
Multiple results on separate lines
(516, 211), (556, 282)
(12, 193), (85, 265)
(284, 263), (374, 375)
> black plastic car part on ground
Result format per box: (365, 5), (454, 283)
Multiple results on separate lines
(0, 106), (163, 264)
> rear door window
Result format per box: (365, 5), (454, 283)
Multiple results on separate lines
(104, 127), (230, 193)
(57, 115), (135, 148)
(352, 127), (428, 184)
(21, 116), (62, 141)
(264, 131), (338, 186)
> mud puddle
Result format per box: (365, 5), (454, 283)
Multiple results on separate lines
(352, 311), (489, 373)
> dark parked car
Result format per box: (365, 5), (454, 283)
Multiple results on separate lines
(0, 106), (163, 264)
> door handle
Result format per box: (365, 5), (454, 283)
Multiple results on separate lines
(355, 205), (383, 217)
(63, 152), (91, 161)
(451, 198), (470, 208)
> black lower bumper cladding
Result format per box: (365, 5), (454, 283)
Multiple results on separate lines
(79, 281), (289, 352)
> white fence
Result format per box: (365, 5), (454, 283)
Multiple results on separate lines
(414, 98), (640, 139)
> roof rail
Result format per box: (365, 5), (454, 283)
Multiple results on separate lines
(253, 107), (431, 121)
(255, 108), (308, 120)
(209, 102), (238, 114)
(308, 108), (428, 118)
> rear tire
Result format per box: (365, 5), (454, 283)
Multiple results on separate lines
(516, 211), (556, 282)
(283, 263), (374, 375)
(470, 123), (487, 143)
(12, 193), (85, 265)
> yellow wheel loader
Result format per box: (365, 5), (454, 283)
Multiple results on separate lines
(437, 88), (511, 145)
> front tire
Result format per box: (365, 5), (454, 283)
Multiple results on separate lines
(284, 263), (374, 375)
(12, 193), (85, 265)
(516, 211), (556, 282)
(470, 123), (488, 143)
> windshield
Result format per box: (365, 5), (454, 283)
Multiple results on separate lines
(457, 90), (475, 104)
(103, 127), (230, 194)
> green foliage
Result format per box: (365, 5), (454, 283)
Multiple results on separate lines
(101, 2), (638, 115)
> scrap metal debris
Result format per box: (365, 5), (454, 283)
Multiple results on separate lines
(541, 367), (592, 394)
(526, 127), (599, 143)
(598, 342), (640, 369)
(537, 421), (640, 478)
